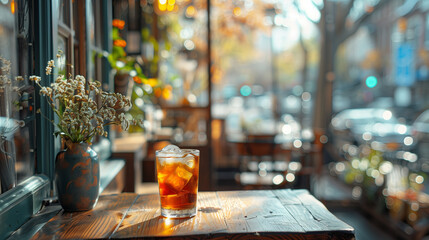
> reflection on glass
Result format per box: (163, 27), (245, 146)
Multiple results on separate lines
(145, 0), (208, 106)
(59, 0), (70, 27)
(57, 36), (67, 75)
(211, 0), (319, 134)
(0, 2), (35, 193)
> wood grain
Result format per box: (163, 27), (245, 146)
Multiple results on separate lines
(112, 192), (228, 238)
(31, 193), (138, 240)
(217, 190), (305, 233)
(31, 190), (355, 239)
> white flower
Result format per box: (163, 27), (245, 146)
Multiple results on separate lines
(46, 66), (52, 75)
(55, 75), (64, 83)
(28, 57), (134, 143)
(75, 75), (86, 85)
(29, 75), (41, 83)
(47, 60), (55, 67)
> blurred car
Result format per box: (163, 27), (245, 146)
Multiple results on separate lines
(412, 109), (429, 161)
(330, 108), (414, 155)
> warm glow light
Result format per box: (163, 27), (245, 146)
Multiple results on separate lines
(167, 3), (174, 11)
(145, 78), (158, 87)
(159, 0), (167, 11)
(272, 175), (284, 185)
(11, 0), (15, 14)
(186, 5), (196, 18)
(286, 173), (295, 182)
(212, 120), (221, 140)
(288, 162), (301, 172)
(162, 85), (173, 100)
(233, 7), (241, 17)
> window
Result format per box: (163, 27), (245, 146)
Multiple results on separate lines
(0, 2), (51, 237)
(88, 0), (104, 85)
(57, 0), (74, 76)
(0, 0), (36, 194)
(1, 1), (113, 238)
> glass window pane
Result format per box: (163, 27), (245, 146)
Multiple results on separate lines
(211, 1), (319, 132)
(73, 0), (79, 41)
(88, 1), (96, 48)
(57, 35), (67, 75)
(143, 0), (209, 107)
(0, 1), (35, 193)
(59, 0), (70, 27)
(91, 0), (102, 48)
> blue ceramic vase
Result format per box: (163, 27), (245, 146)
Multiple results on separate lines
(55, 142), (100, 212)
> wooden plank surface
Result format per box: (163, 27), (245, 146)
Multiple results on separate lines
(31, 193), (138, 240)
(112, 192), (228, 238)
(273, 189), (354, 233)
(31, 190), (354, 239)
(217, 190), (305, 233)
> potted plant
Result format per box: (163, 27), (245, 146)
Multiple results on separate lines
(108, 19), (136, 96)
(30, 55), (132, 211)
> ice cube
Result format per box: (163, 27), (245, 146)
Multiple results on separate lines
(176, 165), (193, 180)
(183, 155), (195, 169)
(161, 144), (182, 153)
(164, 165), (193, 193)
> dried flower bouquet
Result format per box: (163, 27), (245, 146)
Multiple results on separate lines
(30, 56), (132, 145)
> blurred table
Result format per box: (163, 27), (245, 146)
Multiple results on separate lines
(31, 189), (354, 239)
(111, 134), (147, 192)
(227, 132), (322, 189)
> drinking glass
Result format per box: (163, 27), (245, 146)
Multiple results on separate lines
(156, 145), (199, 218)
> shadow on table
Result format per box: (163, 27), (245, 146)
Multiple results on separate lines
(113, 214), (199, 238)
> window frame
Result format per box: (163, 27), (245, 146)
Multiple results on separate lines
(0, 1), (114, 238)
(0, 1), (54, 238)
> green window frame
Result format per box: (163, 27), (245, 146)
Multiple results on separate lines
(0, 1), (54, 238)
(0, 1), (114, 239)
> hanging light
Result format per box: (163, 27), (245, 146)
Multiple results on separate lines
(11, 0), (16, 14)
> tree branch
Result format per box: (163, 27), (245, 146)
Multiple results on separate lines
(311, 0), (324, 10)
(336, 0), (355, 34)
(335, 0), (389, 47)
(293, 0), (318, 25)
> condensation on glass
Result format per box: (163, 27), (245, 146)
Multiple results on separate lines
(0, 1), (36, 193)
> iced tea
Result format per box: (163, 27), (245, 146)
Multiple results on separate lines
(156, 145), (199, 218)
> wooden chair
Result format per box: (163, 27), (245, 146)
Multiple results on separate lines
(235, 134), (280, 189)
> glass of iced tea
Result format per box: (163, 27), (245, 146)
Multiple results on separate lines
(156, 145), (199, 218)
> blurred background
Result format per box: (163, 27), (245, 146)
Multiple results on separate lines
(105, 0), (429, 238)
(2, 0), (429, 239)
(107, 0), (429, 239)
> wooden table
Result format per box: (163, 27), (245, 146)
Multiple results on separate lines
(30, 189), (354, 239)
